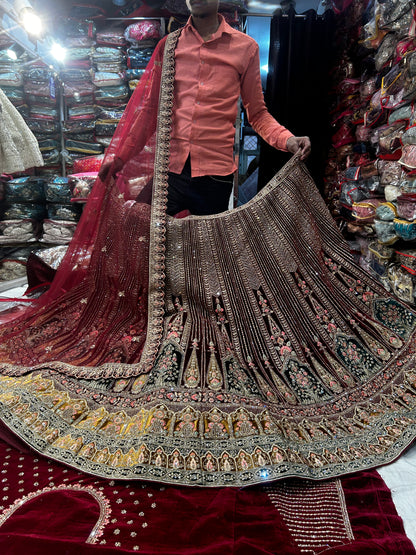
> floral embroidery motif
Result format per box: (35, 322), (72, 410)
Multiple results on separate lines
(335, 335), (380, 379)
(204, 408), (229, 439)
(144, 342), (182, 390)
(284, 359), (329, 403)
(373, 298), (416, 339)
(207, 342), (223, 391)
(224, 358), (261, 397)
(183, 338), (200, 388)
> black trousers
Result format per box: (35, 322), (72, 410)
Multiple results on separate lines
(167, 157), (234, 216)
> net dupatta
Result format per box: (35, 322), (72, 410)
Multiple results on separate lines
(0, 30), (182, 376)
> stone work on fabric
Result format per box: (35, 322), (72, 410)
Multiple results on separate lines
(265, 479), (354, 552)
(0, 437), (412, 553)
(0, 30), (416, 486)
(0, 442), (160, 551)
(1, 158), (416, 486)
(0, 484), (111, 543)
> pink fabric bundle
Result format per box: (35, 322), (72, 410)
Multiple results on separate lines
(72, 155), (105, 174)
(124, 20), (163, 43)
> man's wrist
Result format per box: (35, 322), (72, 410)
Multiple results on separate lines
(286, 136), (298, 153)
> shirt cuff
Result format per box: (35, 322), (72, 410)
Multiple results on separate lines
(274, 129), (295, 152)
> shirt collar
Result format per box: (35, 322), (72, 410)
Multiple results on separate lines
(185, 13), (232, 41)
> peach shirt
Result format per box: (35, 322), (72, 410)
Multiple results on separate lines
(169, 15), (294, 177)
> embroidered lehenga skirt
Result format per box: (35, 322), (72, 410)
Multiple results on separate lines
(1, 156), (416, 487)
(0, 31), (416, 487)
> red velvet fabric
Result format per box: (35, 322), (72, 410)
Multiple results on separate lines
(25, 252), (56, 291)
(0, 433), (413, 554)
(0, 490), (100, 543)
(331, 470), (415, 554)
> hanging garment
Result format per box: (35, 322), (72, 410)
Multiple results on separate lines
(0, 31), (416, 488)
(0, 88), (43, 174)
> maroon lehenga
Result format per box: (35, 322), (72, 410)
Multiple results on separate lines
(0, 31), (415, 487)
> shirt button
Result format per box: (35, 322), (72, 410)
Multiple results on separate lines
(201, 60), (204, 64)
(200, 82), (204, 86)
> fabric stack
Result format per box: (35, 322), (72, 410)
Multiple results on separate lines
(125, 20), (163, 93)
(0, 39), (26, 119)
(93, 23), (129, 149)
(0, 174), (82, 280)
(0, 176), (46, 246)
(0, 177), (44, 280)
(57, 18), (103, 172)
(23, 65), (61, 175)
(42, 176), (81, 245)
(325, 0), (416, 305)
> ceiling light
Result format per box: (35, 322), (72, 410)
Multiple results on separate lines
(13, 1), (42, 36)
(6, 48), (17, 59)
(248, 0), (280, 12)
(50, 42), (66, 62)
(20, 7), (42, 35)
(5, 43), (23, 60)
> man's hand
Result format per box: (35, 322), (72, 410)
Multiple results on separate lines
(286, 136), (311, 161)
(98, 157), (124, 181)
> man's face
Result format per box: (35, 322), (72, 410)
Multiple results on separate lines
(186, 0), (219, 17)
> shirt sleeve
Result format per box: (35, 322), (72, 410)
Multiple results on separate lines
(240, 42), (294, 151)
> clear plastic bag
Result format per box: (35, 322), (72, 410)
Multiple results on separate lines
(68, 173), (96, 200)
(388, 103), (414, 125)
(47, 203), (82, 222)
(67, 105), (96, 119)
(92, 71), (125, 87)
(72, 155), (104, 173)
(41, 220), (78, 244)
(92, 47), (125, 63)
(95, 120), (118, 136)
(402, 125), (416, 145)
(65, 139), (103, 155)
(4, 177), (46, 203)
(60, 69), (92, 82)
(124, 20), (162, 43)
(94, 84), (129, 101)
(374, 219), (399, 244)
(376, 202), (398, 221)
(45, 177), (72, 203)
(3, 203), (47, 221)
(379, 160), (404, 186)
(62, 120), (95, 134)
(127, 46), (155, 69)
(63, 81), (94, 97)
(375, 33), (398, 71)
(399, 144), (416, 168)
(378, 121), (406, 155)
(0, 72), (22, 86)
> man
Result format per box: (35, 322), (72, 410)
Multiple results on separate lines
(100, 0), (311, 215)
(166, 0), (310, 216)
